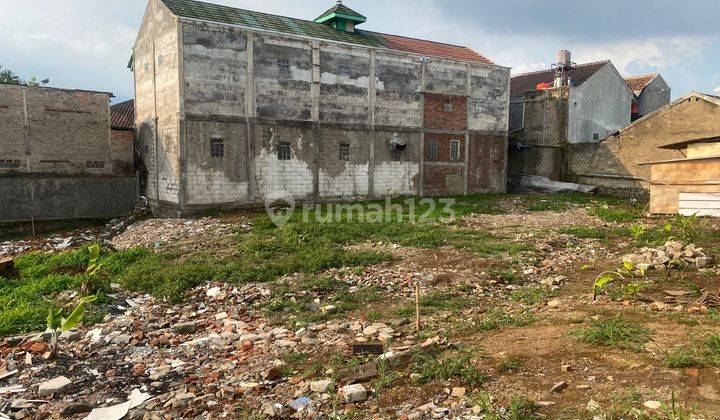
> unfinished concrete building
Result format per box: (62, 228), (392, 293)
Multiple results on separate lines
(508, 50), (670, 183)
(0, 85), (136, 223)
(133, 0), (511, 215)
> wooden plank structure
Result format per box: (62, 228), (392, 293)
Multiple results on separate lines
(641, 136), (720, 215)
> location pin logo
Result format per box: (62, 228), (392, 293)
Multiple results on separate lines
(265, 191), (296, 228)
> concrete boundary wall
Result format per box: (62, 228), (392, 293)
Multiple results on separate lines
(0, 177), (137, 223)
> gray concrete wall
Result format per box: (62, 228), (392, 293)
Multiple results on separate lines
(509, 99), (524, 131)
(133, 0), (181, 209)
(637, 75), (670, 117)
(0, 176), (136, 223)
(568, 63), (632, 144)
(134, 1), (510, 214)
(507, 88), (568, 180)
(568, 96), (720, 194)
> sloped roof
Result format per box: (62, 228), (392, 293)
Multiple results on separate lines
(315, 3), (366, 24)
(625, 73), (657, 95)
(510, 60), (610, 98)
(659, 135), (720, 150)
(611, 92), (720, 138)
(160, 0), (494, 65)
(110, 100), (135, 130)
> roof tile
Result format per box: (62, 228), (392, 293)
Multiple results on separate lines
(111, 100), (134, 130)
(510, 61), (610, 98)
(160, 0), (492, 65)
(624, 74), (657, 94)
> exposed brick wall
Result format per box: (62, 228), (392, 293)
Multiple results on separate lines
(468, 134), (506, 193)
(0, 84), (114, 176)
(424, 134), (465, 163)
(423, 165), (465, 197)
(111, 129), (135, 176)
(423, 93), (467, 131)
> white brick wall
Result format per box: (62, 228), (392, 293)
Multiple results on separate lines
(319, 163), (369, 198)
(373, 161), (419, 196)
(186, 164), (249, 205)
(255, 149), (314, 200)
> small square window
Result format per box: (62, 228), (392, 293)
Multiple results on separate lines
(444, 102), (453, 113)
(278, 59), (290, 71)
(339, 143), (350, 161)
(593, 133), (599, 141)
(338, 65), (351, 77)
(429, 139), (438, 159)
(278, 142), (292, 160)
(450, 140), (460, 161)
(210, 137), (224, 158)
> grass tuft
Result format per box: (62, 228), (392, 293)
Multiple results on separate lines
(571, 314), (651, 351)
(412, 349), (486, 387)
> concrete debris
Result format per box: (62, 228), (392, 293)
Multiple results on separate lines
(0, 257), (18, 278)
(342, 384), (368, 403)
(624, 241), (712, 271)
(37, 376), (72, 397)
(0, 280), (449, 418)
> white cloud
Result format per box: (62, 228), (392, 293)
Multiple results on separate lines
(714, 87), (720, 94)
(571, 36), (715, 75)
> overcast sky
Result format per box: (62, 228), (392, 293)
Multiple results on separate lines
(1, 0), (718, 103)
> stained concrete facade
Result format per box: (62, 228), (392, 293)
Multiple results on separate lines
(636, 75), (671, 118)
(134, 0), (511, 215)
(567, 63), (633, 144)
(568, 92), (720, 196)
(0, 84), (136, 223)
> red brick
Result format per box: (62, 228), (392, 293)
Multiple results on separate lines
(423, 94), (467, 131)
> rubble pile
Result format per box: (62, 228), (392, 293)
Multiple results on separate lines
(111, 218), (242, 251)
(623, 241), (711, 271)
(0, 281), (453, 419)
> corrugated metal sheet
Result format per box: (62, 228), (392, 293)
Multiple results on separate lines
(679, 193), (720, 217)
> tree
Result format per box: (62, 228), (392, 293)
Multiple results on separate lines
(0, 65), (49, 86)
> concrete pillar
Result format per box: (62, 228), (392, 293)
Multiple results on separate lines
(368, 50), (376, 198)
(464, 64), (471, 196)
(245, 33), (257, 202)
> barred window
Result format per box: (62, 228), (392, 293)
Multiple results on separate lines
(338, 65), (351, 77)
(210, 137), (224, 158)
(444, 102), (453, 113)
(428, 139), (438, 159)
(339, 143), (350, 161)
(278, 142), (292, 161)
(450, 140), (460, 161)
(278, 59), (290, 71)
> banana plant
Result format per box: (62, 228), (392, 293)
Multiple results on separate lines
(47, 296), (97, 359)
(592, 261), (642, 300)
(82, 244), (103, 295)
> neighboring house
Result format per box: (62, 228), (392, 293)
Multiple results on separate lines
(110, 99), (136, 178)
(640, 135), (720, 215)
(132, 0), (511, 216)
(625, 73), (671, 121)
(510, 56), (633, 144)
(508, 50), (672, 186)
(0, 84), (136, 223)
(569, 92), (720, 196)
(508, 55), (634, 181)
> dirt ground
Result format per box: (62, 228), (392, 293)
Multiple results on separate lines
(2, 195), (720, 419)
